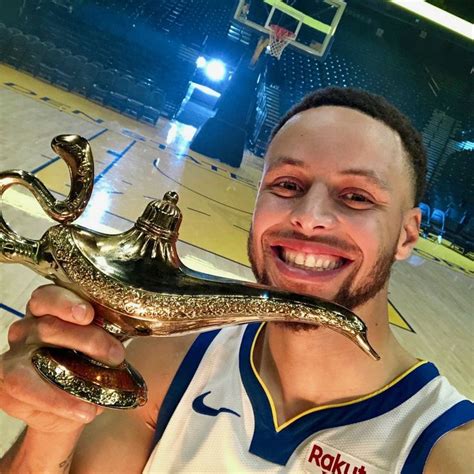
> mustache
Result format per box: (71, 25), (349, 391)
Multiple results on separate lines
(262, 229), (359, 256)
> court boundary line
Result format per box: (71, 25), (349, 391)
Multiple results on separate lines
(94, 140), (137, 184)
(233, 224), (250, 233)
(3, 75), (258, 190)
(172, 153), (258, 190)
(0, 303), (24, 318)
(187, 207), (212, 217)
(153, 159), (253, 215)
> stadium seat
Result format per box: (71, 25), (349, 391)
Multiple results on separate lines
(108, 74), (134, 111)
(21, 41), (49, 75)
(37, 47), (67, 83)
(444, 206), (471, 245)
(4, 32), (29, 68)
(419, 202), (431, 235)
(73, 61), (103, 96)
(89, 68), (119, 104)
(124, 81), (152, 120)
(453, 219), (474, 256)
(428, 208), (446, 242)
(1, 27), (22, 59)
(54, 55), (87, 90)
(0, 25), (10, 59)
(25, 34), (41, 45)
(7, 27), (22, 38)
(141, 88), (166, 126)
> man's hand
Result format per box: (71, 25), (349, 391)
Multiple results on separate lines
(0, 284), (125, 434)
(1, 284), (195, 473)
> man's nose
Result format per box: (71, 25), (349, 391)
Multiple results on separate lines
(289, 185), (337, 234)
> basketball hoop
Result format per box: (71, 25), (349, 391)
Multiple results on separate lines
(267, 24), (295, 60)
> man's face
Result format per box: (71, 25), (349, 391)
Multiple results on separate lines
(248, 106), (419, 312)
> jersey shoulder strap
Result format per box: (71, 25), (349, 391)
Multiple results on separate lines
(150, 329), (221, 448)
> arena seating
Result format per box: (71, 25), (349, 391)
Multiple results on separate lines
(123, 81), (152, 120)
(451, 219), (474, 256)
(4, 31), (30, 68)
(142, 89), (166, 126)
(428, 209), (446, 241)
(21, 40), (51, 75)
(249, 81), (281, 156)
(419, 203), (431, 235)
(89, 68), (119, 105)
(0, 21), (170, 122)
(55, 55), (88, 91)
(37, 47), (71, 83)
(108, 74), (134, 112)
(0, 2), (471, 252)
(72, 61), (103, 96)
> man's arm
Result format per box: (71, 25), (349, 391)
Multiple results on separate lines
(1, 335), (195, 474)
(0, 285), (196, 473)
(71, 334), (196, 472)
(0, 429), (84, 473)
(424, 421), (474, 473)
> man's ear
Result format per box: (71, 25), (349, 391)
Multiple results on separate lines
(395, 207), (421, 261)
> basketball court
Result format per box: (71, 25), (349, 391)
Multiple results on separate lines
(1, 0), (473, 457)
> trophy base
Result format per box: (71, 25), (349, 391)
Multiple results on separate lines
(31, 347), (147, 409)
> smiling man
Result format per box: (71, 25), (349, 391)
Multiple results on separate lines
(1, 87), (473, 473)
(249, 88), (424, 309)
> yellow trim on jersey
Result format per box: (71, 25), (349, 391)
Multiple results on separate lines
(249, 323), (429, 432)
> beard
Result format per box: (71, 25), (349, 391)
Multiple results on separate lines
(247, 225), (397, 332)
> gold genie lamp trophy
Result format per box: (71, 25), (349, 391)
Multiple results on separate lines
(0, 135), (380, 410)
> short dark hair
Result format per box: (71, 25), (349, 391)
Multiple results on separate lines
(270, 87), (427, 206)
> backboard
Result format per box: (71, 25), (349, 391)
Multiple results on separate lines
(234, 0), (346, 59)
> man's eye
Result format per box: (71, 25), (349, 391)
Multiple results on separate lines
(345, 193), (368, 202)
(275, 181), (301, 191)
(268, 180), (303, 197)
(342, 193), (374, 205)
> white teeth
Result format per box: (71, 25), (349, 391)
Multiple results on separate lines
(282, 249), (345, 271)
(295, 253), (305, 265)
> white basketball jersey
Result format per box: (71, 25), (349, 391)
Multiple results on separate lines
(144, 323), (473, 473)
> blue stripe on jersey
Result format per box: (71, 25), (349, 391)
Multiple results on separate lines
(401, 399), (474, 473)
(150, 329), (221, 450)
(239, 324), (442, 466)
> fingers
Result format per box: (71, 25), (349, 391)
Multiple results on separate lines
(7, 319), (26, 344)
(1, 284), (112, 435)
(8, 316), (125, 366)
(28, 285), (94, 325)
(0, 377), (97, 424)
(10, 284), (125, 365)
(0, 360), (104, 432)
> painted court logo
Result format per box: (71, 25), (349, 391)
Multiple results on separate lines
(306, 442), (384, 474)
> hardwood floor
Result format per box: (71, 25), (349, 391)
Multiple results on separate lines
(1, 65), (472, 456)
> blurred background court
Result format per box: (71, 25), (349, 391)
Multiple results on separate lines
(0, 0), (473, 456)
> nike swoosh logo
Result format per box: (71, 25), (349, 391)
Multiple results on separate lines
(192, 391), (240, 417)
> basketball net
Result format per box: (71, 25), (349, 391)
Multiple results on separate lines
(267, 24), (295, 60)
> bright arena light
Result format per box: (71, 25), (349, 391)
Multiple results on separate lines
(205, 59), (226, 81)
(196, 56), (207, 68)
(390, 0), (474, 40)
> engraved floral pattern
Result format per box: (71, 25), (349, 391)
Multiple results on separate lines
(31, 349), (145, 409)
(47, 226), (365, 339)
